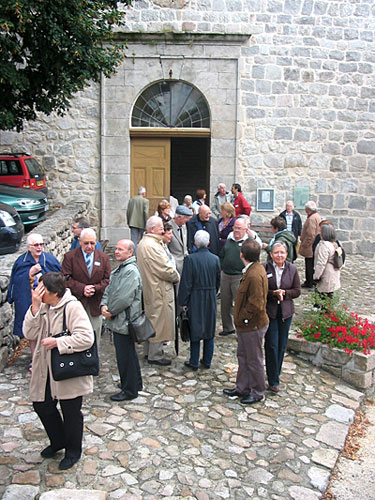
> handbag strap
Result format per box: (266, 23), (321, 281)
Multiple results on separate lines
(51, 301), (73, 338)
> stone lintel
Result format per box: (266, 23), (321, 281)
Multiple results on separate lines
(113, 32), (251, 45)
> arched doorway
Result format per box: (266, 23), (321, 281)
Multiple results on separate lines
(130, 80), (211, 215)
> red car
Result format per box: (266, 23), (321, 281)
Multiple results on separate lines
(0, 153), (47, 193)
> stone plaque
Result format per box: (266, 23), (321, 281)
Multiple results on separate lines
(294, 187), (310, 209)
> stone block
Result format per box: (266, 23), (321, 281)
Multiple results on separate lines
(307, 466), (330, 492)
(252, 65), (264, 79)
(287, 335), (321, 355)
(358, 140), (375, 154)
(318, 195), (333, 209)
(353, 351), (375, 372)
(329, 158), (346, 172)
(321, 345), (351, 365)
(2, 485), (40, 500)
(284, 68), (300, 80)
(315, 421), (349, 450)
(324, 404), (355, 424)
(342, 368), (373, 389)
(294, 129), (310, 141)
(320, 364), (342, 379)
(348, 196), (367, 210)
(275, 127), (292, 140)
(311, 448), (339, 469)
(39, 489), (107, 500)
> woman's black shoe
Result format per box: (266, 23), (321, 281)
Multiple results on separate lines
(184, 361), (198, 371)
(59, 456), (80, 470)
(40, 445), (63, 458)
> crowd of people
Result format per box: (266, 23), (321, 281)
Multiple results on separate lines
(6, 183), (344, 470)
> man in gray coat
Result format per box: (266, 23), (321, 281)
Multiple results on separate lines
(127, 186), (149, 250)
(101, 239), (143, 402)
(168, 205), (193, 276)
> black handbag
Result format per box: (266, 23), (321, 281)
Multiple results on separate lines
(50, 304), (99, 381)
(126, 308), (155, 344)
(180, 310), (191, 342)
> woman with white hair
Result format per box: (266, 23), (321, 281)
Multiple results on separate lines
(178, 230), (221, 370)
(313, 224), (341, 300)
(7, 233), (61, 368)
(299, 201), (321, 288)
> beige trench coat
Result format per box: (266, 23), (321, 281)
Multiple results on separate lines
(313, 240), (341, 293)
(299, 212), (321, 258)
(136, 233), (180, 343)
(23, 289), (94, 402)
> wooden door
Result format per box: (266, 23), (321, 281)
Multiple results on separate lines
(131, 138), (170, 216)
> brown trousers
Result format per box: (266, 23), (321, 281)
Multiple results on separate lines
(236, 325), (268, 399)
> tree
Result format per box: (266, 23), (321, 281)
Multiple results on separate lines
(0, 0), (130, 131)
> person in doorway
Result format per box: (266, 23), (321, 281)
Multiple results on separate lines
(127, 186), (149, 251)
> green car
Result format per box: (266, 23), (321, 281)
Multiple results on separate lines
(0, 184), (48, 226)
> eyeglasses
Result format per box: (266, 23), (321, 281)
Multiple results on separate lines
(30, 243), (44, 248)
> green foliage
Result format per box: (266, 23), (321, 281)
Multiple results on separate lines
(0, 0), (131, 131)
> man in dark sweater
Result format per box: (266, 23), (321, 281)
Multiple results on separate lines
(219, 218), (249, 336)
(186, 205), (220, 256)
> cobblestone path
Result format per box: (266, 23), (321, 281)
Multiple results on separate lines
(0, 255), (373, 499)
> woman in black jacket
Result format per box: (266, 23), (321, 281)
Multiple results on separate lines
(263, 242), (301, 393)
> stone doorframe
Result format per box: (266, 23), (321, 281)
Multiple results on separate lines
(100, 33), (250, 244)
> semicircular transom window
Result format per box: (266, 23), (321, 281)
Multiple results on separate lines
(132, 81), (210, 128)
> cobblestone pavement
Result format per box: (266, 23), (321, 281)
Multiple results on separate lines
(0, 255), (373, 499)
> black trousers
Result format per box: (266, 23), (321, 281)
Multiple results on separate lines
(33, 377), (83, 459)
(305, 257), (314, 286)
(113, 332), (143, 398)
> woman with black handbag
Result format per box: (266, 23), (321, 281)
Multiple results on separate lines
(23, 272), (95, 471)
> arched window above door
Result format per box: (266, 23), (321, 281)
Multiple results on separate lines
(131, 81), (210, 128)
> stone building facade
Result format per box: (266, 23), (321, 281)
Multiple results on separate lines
(1, 0), (374, 256)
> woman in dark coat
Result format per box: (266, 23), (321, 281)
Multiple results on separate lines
(263, 241), (301, 393)
(178, 230), (221, 370)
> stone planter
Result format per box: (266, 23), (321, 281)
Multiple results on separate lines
(287, 332), (375, 390)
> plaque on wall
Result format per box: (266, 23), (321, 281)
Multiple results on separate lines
(256, 188), (275, 211)
(294, 186), (310, 210)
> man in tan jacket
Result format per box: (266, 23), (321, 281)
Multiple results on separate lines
(299, 201), (321, 288)
(137, 216), (180, 366)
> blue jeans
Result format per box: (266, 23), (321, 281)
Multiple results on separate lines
(265, 308), (293, 387)
(189, 338), (214, 368)
(130, 227), (144, 251)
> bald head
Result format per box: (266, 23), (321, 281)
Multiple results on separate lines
(115, 239), (135, 262)
(198, 204), (211, 221)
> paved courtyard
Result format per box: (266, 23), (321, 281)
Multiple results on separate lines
(0, 255), (373, 499)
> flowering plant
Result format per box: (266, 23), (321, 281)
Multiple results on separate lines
(296, 293), (375, 355)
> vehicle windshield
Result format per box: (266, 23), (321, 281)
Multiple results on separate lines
(25, 158), (44, 178)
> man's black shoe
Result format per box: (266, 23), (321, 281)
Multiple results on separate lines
(41, 445), (64, 458)
(200, 359), (210, 369)
(148, 358), (171, 366)
(301, 282), (313, 289)
(184, 361), (198, 371)
(218, 330), (235, 336)
(223, 388), (242, 398)
(240, 395), (263, 405)
(110, 391), (137, 402)
(58, 456), (80, 470)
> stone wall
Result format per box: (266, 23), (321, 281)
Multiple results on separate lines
(0, 203), (88, 372)
(288, 333), (375, 390)
(0, 0), (374, 256)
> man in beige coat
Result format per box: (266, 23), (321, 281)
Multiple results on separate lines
(137, 216), (180, 366)
(299, 201), (321, 288)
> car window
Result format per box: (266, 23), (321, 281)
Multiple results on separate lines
(24, 158), (44, 178)
(0, 160), (23, 176)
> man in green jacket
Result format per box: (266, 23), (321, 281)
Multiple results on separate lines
(101, 239), (143, 402)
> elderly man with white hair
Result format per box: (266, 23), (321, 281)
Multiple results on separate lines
(127, 186), (150, 250)
(62, 227), (111, 349)
(299, 200), (321, 288)
(211, 183), (232, 219)
(178, 230), (221, 370)
(137, 216), (180, 366)
(7, 233), (61, 366)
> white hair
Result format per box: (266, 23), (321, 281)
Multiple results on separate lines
(194, 230), (210, 248)
(146, 216), (162, 232)
(237, 215), (250, 227)
(27, 233), (43, 246)
(138, 186), (146, 195)
(184, 195), (192, 202)
(217, 183), (226, 190)
(305, 200), (317, 212)
(80, 228), (96, 240)
(271, 241), (288, 253)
